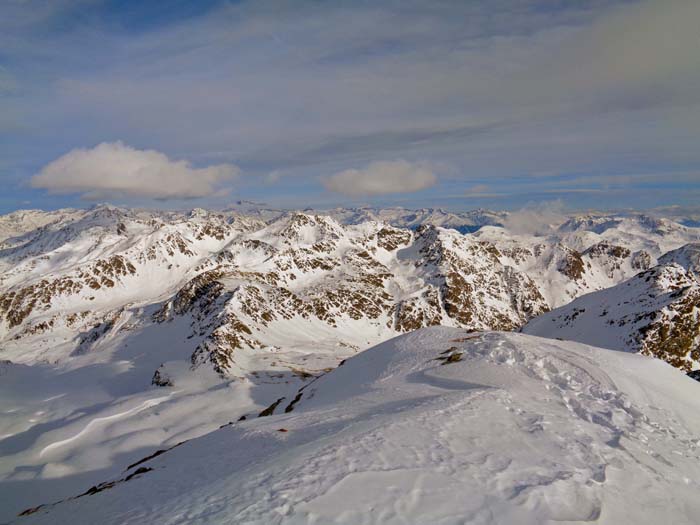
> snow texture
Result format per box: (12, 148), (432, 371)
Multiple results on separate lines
(15, 328), (700, 525)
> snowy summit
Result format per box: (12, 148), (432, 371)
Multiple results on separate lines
(15, 328), (700, 524)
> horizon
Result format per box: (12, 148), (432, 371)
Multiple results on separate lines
(2, 1), (699, 214)
(5, 200), (700, 225)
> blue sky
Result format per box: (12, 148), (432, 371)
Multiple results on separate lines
(1, 0), (699, 213)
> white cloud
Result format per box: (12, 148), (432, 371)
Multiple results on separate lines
(31, 142), (239, 200)
(322, 160), (437, 196)
(502, 200), (567, 236)
(463, 184), (510, 198)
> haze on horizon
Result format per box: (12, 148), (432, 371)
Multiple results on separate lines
(1, 0), (699, 214)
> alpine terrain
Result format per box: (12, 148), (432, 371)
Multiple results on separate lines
(1, 205), (699, 523)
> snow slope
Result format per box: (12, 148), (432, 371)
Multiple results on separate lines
(523, 247), (700, 371)
(0, 209), (78, 245)
(3, 207), (700, 522)
(476, 214), (700, 308)
(0, 312), (313, 522)
(15, 328), (700, 524)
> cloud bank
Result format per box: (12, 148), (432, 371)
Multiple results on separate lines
(31, 142), (239, 200)
(4, 0), (700, 210)
(322, 160), (437, 196)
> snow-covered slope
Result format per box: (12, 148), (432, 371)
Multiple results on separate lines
(523, 245), (700, 371)
(324, 206), (507, 233)
(16, 328), (700, 524)
(476, 213), (700, 307)
(658, 242), (700, 278)
(555, 213), (700, 257)
(3, 206), (700, 522)
(0, 209), (79, 245)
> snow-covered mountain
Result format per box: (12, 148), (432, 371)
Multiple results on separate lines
(0, 206), (543, 370)
(2, 205), (700, 522)
(322, 206), (507, 233)
(523, 243), (700, 371)
(475, 213), (700, 307)
(6, 206), (695, 376)
(555, 213), (700, 254)
(15, 328), (700, 524)
(0, 209), (79, 245)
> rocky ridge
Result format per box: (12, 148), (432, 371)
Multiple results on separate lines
(1, 206), (699, 378)
(524, 244), (700, 371)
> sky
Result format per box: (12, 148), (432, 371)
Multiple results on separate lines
(1, 0), (699, 213)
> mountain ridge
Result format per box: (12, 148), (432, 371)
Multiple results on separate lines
(2, 206), (700, 521)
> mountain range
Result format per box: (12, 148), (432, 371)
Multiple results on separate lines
(1, 205), (700, 523)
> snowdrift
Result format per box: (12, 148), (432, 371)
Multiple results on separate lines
(19, 327), (700, 524)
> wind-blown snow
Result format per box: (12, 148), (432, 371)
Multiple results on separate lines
(16, 328), (700, 525)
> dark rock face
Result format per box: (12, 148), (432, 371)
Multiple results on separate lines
(631, 250), (652, 271)
(152, 367), (173, 387)
(558, 249), (586, 281)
